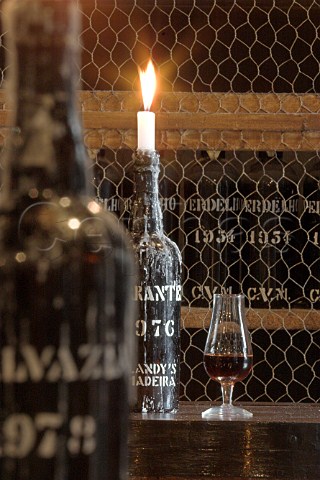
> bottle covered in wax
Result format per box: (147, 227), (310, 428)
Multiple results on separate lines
(129, 149), (181, 413)
(95, 147), (182, 249)
(0, 1), (135, 479)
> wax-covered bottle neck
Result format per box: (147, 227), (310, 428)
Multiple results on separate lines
(130, 150), (164, 235)
(2, 0), (88, 200)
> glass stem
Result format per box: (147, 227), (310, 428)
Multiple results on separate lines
(221, 383), (234, 407)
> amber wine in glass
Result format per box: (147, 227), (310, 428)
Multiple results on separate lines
(202, 294), (253, 419)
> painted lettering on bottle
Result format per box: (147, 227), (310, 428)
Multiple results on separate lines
(0, 342), (128, 383)
(133, 282), (182, 302)
(0, 413), (96, 459)
(191, 286), (288, 303)
(132, 363), (177, 387)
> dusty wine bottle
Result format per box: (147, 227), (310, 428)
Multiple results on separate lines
(95, 148), (182, 246)
(129, 149), (181, 413)
(0, 1), (135, 479)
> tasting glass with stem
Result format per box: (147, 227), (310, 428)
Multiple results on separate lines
(202, 293), (253, 419)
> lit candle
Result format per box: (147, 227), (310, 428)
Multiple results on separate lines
(137, 60), (156, 151)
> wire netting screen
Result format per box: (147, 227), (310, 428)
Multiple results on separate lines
(0, 0), (320, 402)
(75, 0), (320, 93)
(93, 148), (320, 403)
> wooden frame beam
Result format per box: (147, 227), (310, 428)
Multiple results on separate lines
(0, 90), (319, 151)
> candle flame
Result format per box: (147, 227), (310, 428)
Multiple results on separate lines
(139, 60), (156, 111)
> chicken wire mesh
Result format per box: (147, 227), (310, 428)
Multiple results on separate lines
(93, 148), (320, 403)
(0, 0), (319, 402)
(76, 0), (320, 93)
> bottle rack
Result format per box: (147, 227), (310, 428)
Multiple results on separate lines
(2, 90), (318, 151)
(64, 91), (320, 151)
(0, 88), (319, 333)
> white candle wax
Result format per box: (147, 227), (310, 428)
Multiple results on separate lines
(137, 111), (155, 151)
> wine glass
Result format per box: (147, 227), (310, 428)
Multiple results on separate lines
(202, 293), (253, 419)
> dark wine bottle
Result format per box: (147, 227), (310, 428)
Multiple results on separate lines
(0, 1), (134, 479)
(240, 151), (301, 308)
(300, 152), (320, 309)
(158, 150), (183, 248)
(129, 149), (181, 413)
(181, 150), (244, 308)
(95, 148), (182, 247)
(94, 148), (133, 228)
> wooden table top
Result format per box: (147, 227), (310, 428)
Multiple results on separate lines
(130, 401), (320, 423)
(129, 402), (320, 480)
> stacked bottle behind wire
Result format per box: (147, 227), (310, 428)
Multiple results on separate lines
(181, 151), (245, 308)
(129, 150), (181, 413)
(94, 148), (133, 227)
(300, 152), (320, 308)
(0, 1), (134, 479)
(240, 151), (302, 308)
(158, 150), (182, 248)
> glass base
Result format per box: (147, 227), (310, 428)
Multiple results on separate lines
(202, 404), (253, 420)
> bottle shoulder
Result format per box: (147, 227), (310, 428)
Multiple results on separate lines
(131, 231), (181, 260)
(0, 194), (134, 270)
